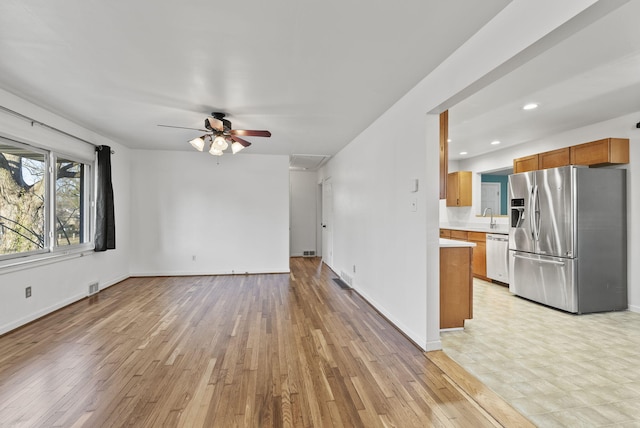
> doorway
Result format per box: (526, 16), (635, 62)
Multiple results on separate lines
(481, 182), (501, 214)
(321, 177), (333, 267)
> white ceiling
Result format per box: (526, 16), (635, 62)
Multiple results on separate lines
(0, 0), (509, 160)
(448, 0), (640, 161)
(0, 1), (638, 166)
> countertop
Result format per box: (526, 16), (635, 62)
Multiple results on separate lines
(440, 223), (509, 234)
(439, 238), (476, 248)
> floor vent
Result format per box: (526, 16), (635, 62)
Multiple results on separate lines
(88, 282), (99, 296)
(332, 278), (351, 290)
(303, 250), (316, 257)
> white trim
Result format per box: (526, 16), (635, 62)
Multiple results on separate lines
(0, 273), (129, 336)
(353, 285), (427, 351)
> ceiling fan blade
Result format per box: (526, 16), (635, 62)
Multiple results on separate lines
(205, 117), (224, 132)
(230, 129), (271, 137)
(158, 124), (208, 132)
(229, 135), (252, 147)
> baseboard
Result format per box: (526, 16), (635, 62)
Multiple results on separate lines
(425, 339), (443, 352)
(130, 269), (291, 277)
(628, 304), (640, 313)
(351, 285), (428, 351)
(0, 292), (87, 336)
(0, 273), (130, 337)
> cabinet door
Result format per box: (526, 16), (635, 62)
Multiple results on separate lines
(570, 138), (629, 166)
(539, 147), (570, 170)
(440, 247), (473, 329)
(446, 171), (472, 206)
(468, 232), (487, 278)
(513, 154), (539, 173)
(446, 172), (459, 206)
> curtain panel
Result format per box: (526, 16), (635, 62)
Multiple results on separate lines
(95, 145), (115, 251)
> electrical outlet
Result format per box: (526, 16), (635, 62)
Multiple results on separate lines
(353, 265), (356, 273)
(25, 286), (32, 298)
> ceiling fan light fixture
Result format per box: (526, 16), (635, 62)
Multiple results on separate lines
(189, 136), (205, 151)
(213, 135), (229, 150)
(209, 145), (223, 156)
(231, 141), (245, 154)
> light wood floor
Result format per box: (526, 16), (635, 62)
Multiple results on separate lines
(0, 258), (531, 427)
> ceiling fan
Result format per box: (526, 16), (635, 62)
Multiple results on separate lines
(158, 112), (271, 156)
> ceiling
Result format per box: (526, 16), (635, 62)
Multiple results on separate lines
(0, 0), (509, 164)
(448, 0), (640, 161)
(0, 2), (638, 167)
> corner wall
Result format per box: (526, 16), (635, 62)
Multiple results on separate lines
(319, 0), (606, 350)
(0, 88), (131, 335)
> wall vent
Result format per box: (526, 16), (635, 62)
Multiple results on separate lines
(88, 282), (99, 296)
(340, 272), (353, 286)
(302, 250), (316, 257)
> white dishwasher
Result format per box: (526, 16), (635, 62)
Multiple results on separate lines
(486, 233), (509, 284)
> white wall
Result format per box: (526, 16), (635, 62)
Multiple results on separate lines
(129, 150), (290, 275)
(455, 112), (640, 312)
(290, 170), (319, 257)
(320, 109), (430, 347)
(0, 88), (131, 335)
(320, 0), (604, 350)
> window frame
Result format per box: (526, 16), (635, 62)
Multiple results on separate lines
(0, 136), (94, 266)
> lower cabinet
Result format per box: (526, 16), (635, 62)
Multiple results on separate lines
(441, 229), (487, 280)
(440, 246), (473, 329)
(468, 232), (487, 280)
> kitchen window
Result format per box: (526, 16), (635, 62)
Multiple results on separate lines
(0, 137), (93, 262)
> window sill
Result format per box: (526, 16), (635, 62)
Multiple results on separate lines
(0, 246), (95, 275)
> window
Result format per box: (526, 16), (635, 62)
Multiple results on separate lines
(0, 137), (92, 261)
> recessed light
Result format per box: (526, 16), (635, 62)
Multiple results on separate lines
(447, 139), (452, 143)
(491, 140), (501, 145)
(523, 103), (538, 110)
(459, 151), (467, 155)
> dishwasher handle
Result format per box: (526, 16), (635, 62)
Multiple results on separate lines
(487, 234), (508, 242)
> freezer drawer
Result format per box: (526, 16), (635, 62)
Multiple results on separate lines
(509, 251), (577, 313)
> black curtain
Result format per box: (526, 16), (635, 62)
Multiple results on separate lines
(95, 145), (115, 251)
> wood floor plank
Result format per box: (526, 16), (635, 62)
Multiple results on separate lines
(0, 257), (531, 427)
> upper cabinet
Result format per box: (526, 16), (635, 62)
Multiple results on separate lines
(539, 147), (570, 170)
(513, 154), (539, 174)
(446, 171), (472, 207)
(570, 138), (629, 167)
(514, 138), (629, 173)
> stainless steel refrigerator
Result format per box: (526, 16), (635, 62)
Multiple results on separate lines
(508, 165), (626, 313)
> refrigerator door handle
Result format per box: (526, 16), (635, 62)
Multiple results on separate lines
(529, 186), (536, 241)
(531, 184), (540, 241)
(513, 253), (566, 266)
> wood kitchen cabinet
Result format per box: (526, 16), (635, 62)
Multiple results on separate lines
(570, 138), (629, 167)
(440, 110), (448, 200)
(449, 230), (468, 241)
(468, 231), (487, 280)
(539, 147), (570, 170)
(513, 154), (539, 173)
(440, 246), (473, 329)
(439, 228), (451, 239)
(446, 171), (472, 207)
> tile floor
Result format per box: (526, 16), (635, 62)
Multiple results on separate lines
(441, 279), (640, 427)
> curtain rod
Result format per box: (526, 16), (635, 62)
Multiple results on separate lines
(0, 104), (115, 154)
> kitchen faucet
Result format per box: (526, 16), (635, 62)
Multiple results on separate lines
(483, 207), (497, 229)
